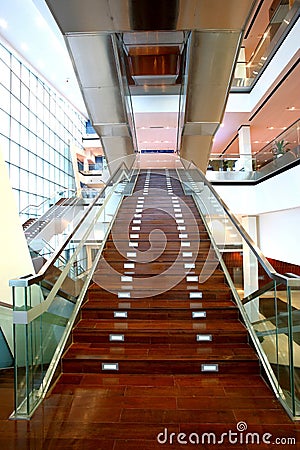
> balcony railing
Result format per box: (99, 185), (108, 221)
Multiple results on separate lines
(232, 0), (300, 90)
(207, 119), (300, 182)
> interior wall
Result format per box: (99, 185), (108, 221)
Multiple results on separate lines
(258, 207), (300, 265)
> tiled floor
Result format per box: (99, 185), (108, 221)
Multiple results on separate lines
(0, 370), (299, 449)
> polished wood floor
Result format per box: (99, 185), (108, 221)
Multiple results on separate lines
(0, 170), (299, 449)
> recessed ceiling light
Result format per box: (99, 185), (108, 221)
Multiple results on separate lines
(220, 123), (225, 128)
(268, 126), (274, 130)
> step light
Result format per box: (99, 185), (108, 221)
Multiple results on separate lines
(186, 276), (198, 282)
(192, 311), (206, 319)
(135, 209), (143, 213)
(124, 263), (135, 269)
(175, 214), (183, 218)
(114, 311), (128, 319)
(189, 292), (203, 299)
(102, 363), (119, 371)
(109, 334), (125, 342)
(196, 334), (212, 342)
(131, 227), (140, 231)
(184, 263), (195, 269)
(176, 219), (184, 224)
(130, 234), (139, 239)
(138, 196), (144, 200)
(133, 220), (141, 224)
(179, 234), (188, 239)
(201, 364), (219, 372)
(129, 242), (138, 247)
(181, 242), (190, 247)
(178, 226), (186, 231)
(118, 292), (131, 298)
(121, 276), (133, 282)
(134, 214), (142, 218)
(126, 252), (137, 258)
(182, 252), (193, 257)
(174, 209), (182, 213)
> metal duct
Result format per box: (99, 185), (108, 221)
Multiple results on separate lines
(45, 0), (257, 170)
(180, 29), (243, 171)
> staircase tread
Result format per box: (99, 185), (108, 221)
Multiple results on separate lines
(74, 318), (246, 331)
(64, 343), (258, 361)
(82, 300), (237, 309)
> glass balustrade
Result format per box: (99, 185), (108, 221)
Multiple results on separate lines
(178, 159), (300, 419)
(232, 0), (300, 90)
(10, 160), (138, 419)
(207, 120), (300, 182)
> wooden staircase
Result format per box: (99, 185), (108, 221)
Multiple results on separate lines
(61, 169), (260, 377)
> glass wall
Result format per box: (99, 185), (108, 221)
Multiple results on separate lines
(0, 39), (86, 213)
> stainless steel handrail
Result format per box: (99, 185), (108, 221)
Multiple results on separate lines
(19, 189), (76, 216)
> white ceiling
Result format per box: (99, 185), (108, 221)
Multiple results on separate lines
(0, 0), (87, 114)
(0, 0), (299, 157)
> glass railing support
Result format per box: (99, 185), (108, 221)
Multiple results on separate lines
(10, 160), (137, 419)
(177, 160), (300, 420)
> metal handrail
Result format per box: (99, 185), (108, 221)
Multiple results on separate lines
(19, 189), (76, 216)
(184, 161), (300, 288)
(10, 161), (132, 288)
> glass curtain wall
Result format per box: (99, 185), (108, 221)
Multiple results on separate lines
(0, 39), (86, 213)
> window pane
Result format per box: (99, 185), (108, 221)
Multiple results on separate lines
(0, 60), (10, 89)
(0, 109), (10, 136)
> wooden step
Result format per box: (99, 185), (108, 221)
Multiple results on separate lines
(94, 260), (221, 275)
(59, 170), (263, 405)
(62, 342), (259, 375)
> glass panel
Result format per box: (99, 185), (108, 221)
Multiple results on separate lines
(12, 165), (133, 418)
(179, 159), (300, 418)
(289, 285), (300, 416)
(232, 0), (299, 90)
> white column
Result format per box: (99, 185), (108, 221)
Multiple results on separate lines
(242, 215), (259, 322)
(238, 125), (253, 172)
